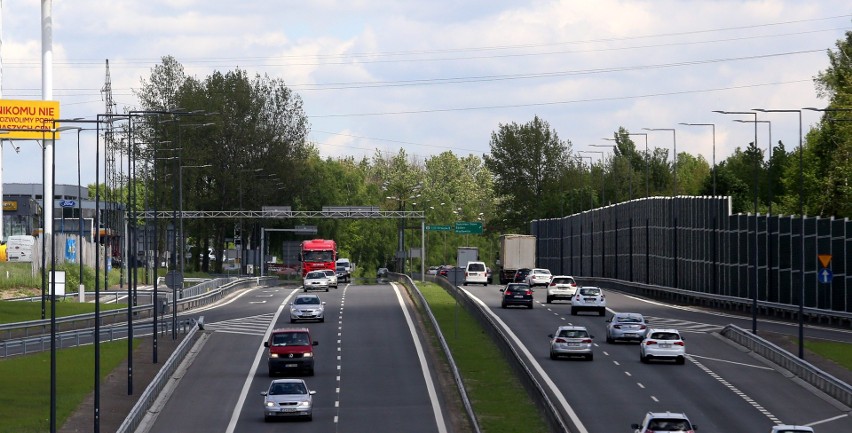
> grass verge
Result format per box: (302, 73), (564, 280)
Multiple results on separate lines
(0, 340), (137, 433)
(0, 300), (126, 324)
(804, 339), (852, 370)
(418, 281), (549, 433)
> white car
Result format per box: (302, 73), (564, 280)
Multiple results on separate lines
(570, 286), (607, 316)
(289, 294), (325, 323)
(632, 411), (696, 433)
(303, 271), (330, 292)
(639, 328), (686, 364)
(546, 275), (577, 303)
(524, 268), (552, 287)
(322, 269), (338, 288)
(463, 261), (489, 286)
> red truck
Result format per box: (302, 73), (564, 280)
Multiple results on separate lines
(299, 239), (337, 277)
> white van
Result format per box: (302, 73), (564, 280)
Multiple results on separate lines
(463, 261), (489, 286)
(7, 235), (36, 262)
(336, 258), (351, 273)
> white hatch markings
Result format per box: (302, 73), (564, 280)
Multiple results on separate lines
(625, 371), (632, 377)
(651, 396), (659, 402)
(637, 383), (645, 389)
(642, 315), (723, 333)
(687, 354), (774, 370)
(204, 312), (276, 336)
(689, 356), (782, 424)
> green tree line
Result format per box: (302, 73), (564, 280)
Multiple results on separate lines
(102, 31), (851, 274)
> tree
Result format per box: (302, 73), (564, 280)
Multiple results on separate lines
(484, 116), (571, 232)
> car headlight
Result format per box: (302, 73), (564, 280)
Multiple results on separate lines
(265, 401), (275, 407)
(290, 308), (300, 314)
(303, 352), (313, 358)
(296, 400), (311, 408)
(269, 353), (279, 358)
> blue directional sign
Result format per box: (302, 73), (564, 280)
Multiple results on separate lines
(59, 200), (76, 208)
(818, 268), (833, 284)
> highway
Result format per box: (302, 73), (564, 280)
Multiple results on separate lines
(461, 283), (852, 432)
(145, 282), (449, 433)
(134, 278), (852, 432)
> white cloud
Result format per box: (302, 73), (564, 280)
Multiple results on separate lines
(0, 0), (847, 187)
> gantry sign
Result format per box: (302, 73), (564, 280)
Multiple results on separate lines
(137, 206), (424, 219)
(135, 206), (428, 280)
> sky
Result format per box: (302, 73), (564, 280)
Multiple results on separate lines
(0, 1), (849, 187)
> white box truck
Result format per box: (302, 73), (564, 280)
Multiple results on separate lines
(497, 234), (536, 284)
(456, 247), (479, 269)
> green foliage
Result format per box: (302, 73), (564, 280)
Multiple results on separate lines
(0, 340), (136, 433)
(0, 299), (125, 324)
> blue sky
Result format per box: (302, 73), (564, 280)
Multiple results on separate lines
(1, 1), (849, 186)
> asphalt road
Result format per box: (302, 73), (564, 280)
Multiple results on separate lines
(461, 283), (852, 433)
(145, 282), (449, 433)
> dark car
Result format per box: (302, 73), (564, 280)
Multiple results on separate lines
(437, 265), (453, 277)
(513, 268), (532, 283)
(500, 283), (534, 309)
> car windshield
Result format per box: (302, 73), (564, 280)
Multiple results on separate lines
(271, 332), (310, 346)
(535, 270), (550, 275)
(580, 288), (600, 295)
(295, 297), (320, 305)
(306, 272), (325, 279)
(648, 419), (691, 430)
(552, 278), (574, 284)
(558, 329), (589, 338)
(617, 315), (643, 323)
(324, 270), (334, 275)
(469, 263), (486, 272)
(303, 250), (333, 262)
(269, 382), (308, 395)
(650, 332), (680, 340)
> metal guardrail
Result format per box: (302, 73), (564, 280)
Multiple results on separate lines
(575, 276), (852, 328)
(721, 324), (852, 408)
(392, 273), (482, 433)
(116, 321), (203, 433)
(0, 277), (280, 354)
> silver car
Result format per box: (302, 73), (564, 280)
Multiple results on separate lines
(303, 271), (330, 292)
(322, 269), (338, 288)
(548, 325), (594, 361)
(289, 294), (325, 323)
(525, 268), (552, 287)
(605, 312), (649, 343)
(262, 378), (316, 421)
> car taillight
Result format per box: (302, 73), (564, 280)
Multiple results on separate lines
(645, 340), (657, 345)
(569, 283), (576, 287)
(674, 341), (685, 346)
(465, 272), (470, 277)
(574, 295), (580, 301)
(555, 338), (567, 343)
(549, 282), (556, 286)
(639, 325), (646, 329)
(581, 338), (592, 343)
(525, 290), (532, 295)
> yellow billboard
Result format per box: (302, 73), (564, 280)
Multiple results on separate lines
(0, 99), (60, 139)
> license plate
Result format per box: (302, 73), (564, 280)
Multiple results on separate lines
(660, 344), (671, 348)
(283, 408), (297, 412)
(514, 295), (524, 298)
(285, 363), (298, 367)
(584, 298), (596, 301)
(567, 343), (581, 347)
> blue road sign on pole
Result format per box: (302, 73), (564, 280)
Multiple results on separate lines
(818, 268), (833, 284)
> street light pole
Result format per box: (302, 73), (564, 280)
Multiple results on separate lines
(678, 122), (716, 196)
(714, 110), (759, 334)
(579, 150), (606, 205)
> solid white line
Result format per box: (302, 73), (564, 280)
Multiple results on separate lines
(225, 289), (297, 433)
(806, 413), (848, 427)
(651, 396), (659, 402)
(463, 288), (589, 433)
(391, 283), (448, 433)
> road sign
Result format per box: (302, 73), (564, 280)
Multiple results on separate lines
(426, 224), (452, 231)
(818, 268), (833, 284)
(455, 221), (483, 234)
(59, 200), (76, 208)
(818, 254), (831, 268)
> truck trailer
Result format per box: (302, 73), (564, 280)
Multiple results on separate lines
(497, 234), (536, 284)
